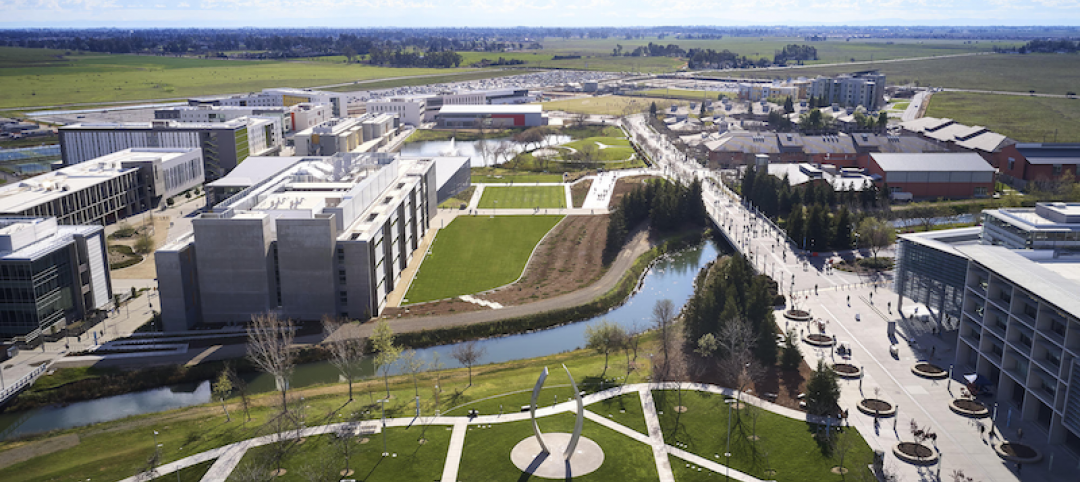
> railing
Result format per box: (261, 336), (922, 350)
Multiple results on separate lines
(0, 362), (50, 407)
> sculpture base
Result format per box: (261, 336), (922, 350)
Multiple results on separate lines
(510, 433), (604, 478)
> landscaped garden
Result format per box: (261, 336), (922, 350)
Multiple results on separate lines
(476, 186), (567, 209)
(403, 215), (563, 303)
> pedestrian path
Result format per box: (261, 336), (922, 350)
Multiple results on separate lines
(116, 383), (833, 482)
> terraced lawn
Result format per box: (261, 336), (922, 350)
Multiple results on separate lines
(477, 186), (567, 209)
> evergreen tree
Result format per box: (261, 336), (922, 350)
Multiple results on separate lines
(833, 206), (853, 250)
(650, 101), (658, 117)
(741, 166), (757, 198)
(878, 111), (888, 129)
(787, 205), (806, 249)
(806, 359), (841, 416)
(805, 204), (832, 251)
(783, 96), (794, 114)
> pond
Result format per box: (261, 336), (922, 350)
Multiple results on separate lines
(0, 239), (728, 439)
(398, 134), (570, 167)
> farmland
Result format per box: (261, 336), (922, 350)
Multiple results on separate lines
(541, 96), (687, 116)
(925, 91), (1080, 143)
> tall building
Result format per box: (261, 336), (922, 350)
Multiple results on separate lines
(58, 117), (282, 182)
(155, 103), (330, 134)
(0, 148), (204, 225)
(292, 114), (398, 157)
(0, 217), (111, 343)
(809, 71), (886, 109)
(156, 152), (438, 329)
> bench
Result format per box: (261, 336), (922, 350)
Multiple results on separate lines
(763, 393), (778, 402)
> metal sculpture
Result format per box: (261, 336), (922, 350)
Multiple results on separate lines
(528, 364), (585, 460)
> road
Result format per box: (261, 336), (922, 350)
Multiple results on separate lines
(902, 89), (930, 122)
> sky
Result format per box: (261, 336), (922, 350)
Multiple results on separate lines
(2, 0), (1080, 28)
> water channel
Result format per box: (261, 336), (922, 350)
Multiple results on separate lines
(0, 236), (727, 441)
(398, 135), (570, 167)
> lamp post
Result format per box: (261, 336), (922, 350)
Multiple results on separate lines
(725, 402), (733, 480)
(379, 399), (388, 456)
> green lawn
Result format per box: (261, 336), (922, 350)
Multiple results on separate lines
(889, 101), (911, 111)
(561, 137), (635, 162)
(926, 91), (1080, 143)
(403, 215), (562, 303)
(0, 47), (476, 109)
(636, 89), (731, 101)
(472, 173), (565, 184)
(540, 96), (687, 116)
(323, 69), (535, 92)
(457, 412), (659, 482)
(151, 460), (213, 482)
(228, 427), (450, 482)
(653, 390), (873, 482)
(477, 186), (567, 209)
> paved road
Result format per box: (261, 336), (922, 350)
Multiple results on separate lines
(901, 90), (930, 122)
(941, 88), (1078, 99)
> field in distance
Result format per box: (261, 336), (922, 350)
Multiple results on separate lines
(541, 96), (688, 116)
(403, 215), (563, 304)
(0, 47), (485, 110)
(926, 91), (1080, 143)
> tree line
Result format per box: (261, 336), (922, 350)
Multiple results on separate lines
(604, 178), (706, 262)
(773, 44), (818, 64)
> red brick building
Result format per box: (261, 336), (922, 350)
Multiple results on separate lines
(867, 152), (995, 199)
(994, 143), (1080, 188)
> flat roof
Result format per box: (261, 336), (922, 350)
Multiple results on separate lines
(61, 117), (263, 131)
(438, 105), (543, 115)
(0, 219), (101, 261)
(870, 152), (995, 172)
(898, 227), (983, 257)
(207, 156), (304, 188)
(956, 245), (1080, 319)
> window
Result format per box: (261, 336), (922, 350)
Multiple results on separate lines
(974, 187), (988, 197)
(1053, 164), (1063, 176)
(1008, 158), (1015, 170)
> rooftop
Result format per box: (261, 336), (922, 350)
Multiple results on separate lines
(207, 157), (306, 188)
(870, 152), (995, 172)
(1015, 143), (1080, 165)
(984, 203), (1080, 231)
(0, 217), (100, 261)
(438, 104), (543, 115)
(956, 244), (1080, 319)
(61, 116), (271, 131)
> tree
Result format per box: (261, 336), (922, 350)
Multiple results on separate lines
(585, 319), (626, 377)
(429, 352), (445, 409)
(780, 329), (802, 371)
(856, 217), (896, 259)
(134, 233), (154, 254)
(451, 341), (485, 387)
(716, 318), (764, 407)
(321, 317), (365, 402)
(228, 367), (252, 422)
(371, 320), (401, 400)
(652, 299), (676, 377)
(401, 349), (426, 398)
(787, 204), (806, 248)
(623, 325), (643, 377)
(783, 96), (794, 114)
(246, 314), (295, 411)
(833, 206), (853, 250)
(806, 359), (840, 416)
(908, 201), (946, 232)
(878, 111), (889, 129)
(213, 367), (233, 422)
(650, 101), (658, 117)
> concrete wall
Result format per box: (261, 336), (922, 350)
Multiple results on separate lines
(156, 241), (201, 331)
(193, 216), (276, 323)
(340, 240), (375, 320)
(277, 215), (338, 320)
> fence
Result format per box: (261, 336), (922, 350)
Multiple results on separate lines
(0, 362), (50, 407)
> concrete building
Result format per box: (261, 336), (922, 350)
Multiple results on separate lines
(205, 156), (305, 207)
(0, 217), (111, 343)
(436, 105), (548, 128)
(738, 83), (799, 102)
(867, 152), (995, 199)
(809, 71), (886, 109)
(155, 103), (329, 134)
(190, 88), (352, 118)
(292, 114), (398, 157)
(156, 153), (445, 328)
(767, 162), (877, 192)
(367, 98), (425, 127)
(981, 203), (1080, 250)
(0, 148), (203, 225)
(997, 143), (1080, 188)
(58, 117), (282, 182)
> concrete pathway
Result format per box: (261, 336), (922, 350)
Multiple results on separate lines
(564, 184), (574, 209)
(639, 388), (677, 482)
(440, 419), (469, 482)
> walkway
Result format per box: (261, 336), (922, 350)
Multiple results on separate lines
(114, 383), (810, 482)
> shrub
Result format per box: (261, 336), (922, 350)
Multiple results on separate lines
(111, 223), (136, 238)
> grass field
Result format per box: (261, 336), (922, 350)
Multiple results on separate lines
(0, 47), (478, 109)
(457, 412), (660, 482)
(322, 68), (535, 93)
(653, 390), (873, 482)
(541, 96), (687, 116)
(403, 215), (562, 303)
(635, 88), (731, 101)
(471, 173), (565, 184)
(561, 137), (635, 162)
(710, 53), (1080, 94)
(477, 186), (567, 209)
(926, 91), (1080, 143)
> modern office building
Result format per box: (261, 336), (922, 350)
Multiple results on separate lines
(867, 152), (995, 199)
(0, 148), (203, 225)
(894, 227), (983, 323)
(0, 217), (111, 343)
(156, 152), (441, 329)
(738, 83), (800, 102)
(366, 99), (426, 127)
(808, 71), (886, 109)
(190, 88), (352, 117)
(981, 203), (1080, 250)
(58, 117), (282, 182)
(436, 105), (548, 128)
(292, 114), (398, 157)
(155, 103), (330, 134)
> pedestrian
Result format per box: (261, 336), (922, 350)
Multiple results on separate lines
(1016, 462), (1022, 475)
(930, 346), (936, 359)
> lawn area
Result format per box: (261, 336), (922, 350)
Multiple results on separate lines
(561, 137), (635, 162)
(228, 427), (450, 482)
(635, 89), (731, 101)
(653, 390), (873, 482)
(456, 412), (659, 482)
(888, 101), (910, 111)
(540, 96), (687, 116)
(471, 173), (565, 184)
(323, 69), (535, 92)
(711, 53), (1080, 94)
(151, 460), (213, 482)
(0, 47), (477, 109)
(477, 186), (566, 209)
(926, 91), (1080, 143)
(403, 215), (562, 303)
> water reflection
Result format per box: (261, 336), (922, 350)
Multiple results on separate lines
(398, 135), (571, 167)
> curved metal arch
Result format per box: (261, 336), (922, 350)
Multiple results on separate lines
(529, 367), (550, 454)
(527, 365), (586, 461)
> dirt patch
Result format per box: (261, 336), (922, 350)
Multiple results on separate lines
(860, 399), (893, 412)
(833, 363), (859, 375)
(610, 175), (659, 204)
(831, 467), (849, 475)
(915, 363), (945, 374)
(383, 216), (610, 318)
(953, 399), (986, 412)
(571, 179), (593, 208)
(673, 405), (688, 413)
(109, 216), (170, 279)
(0, 434), (79, 470)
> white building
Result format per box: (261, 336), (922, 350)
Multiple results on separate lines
(436, 105), (548, 128)
(156, 152), (438, 328)
(58, 117), (282, 182)
(155, 103), (329, 134)
(190, 88), (358, 118)
(981, 203), (1080, 250)
(0, 148), (203, 225)
(808, 71), (886, 109)
(367, 98), (426, 127)
(293, 114), (398, 157)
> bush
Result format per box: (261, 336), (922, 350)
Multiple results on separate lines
(111, 223), (136, 239)
(167, 198), (175, 207)
(857, 257), (894, 270)
(780, 330), (802, 371)
(134, 233), (155, 254)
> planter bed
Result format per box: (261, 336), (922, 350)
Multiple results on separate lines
(911, 362), (948, 379)
(784, 309), (812, 321)
(832, 363), (862, 379)
(948, 398), (989, 418)
(803, 333), (835, 347)
(994, 442), (1042, 464)
(893, 442), (938, 465)
(856, 398), (895, 417)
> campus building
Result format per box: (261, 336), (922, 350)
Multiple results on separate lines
(738, 83), (800, 102)
(155, 103), (330, 134)
(366, 88), (539, 126)
(0, 148), (204, 226)
(981, 203), (1080, 250)
(808, 71), (886, 109)
(0, 217), (111, 343)
(867, 152), (995, 200)
(436, 105), (548, 128)
(703, 132), (943, 169)
(189, 88), (356, 117)
(996, 143), (1080, 189)
(156, 152), (473, 329)
(292, 114), (399, 157)
(58, 117), (282, 182)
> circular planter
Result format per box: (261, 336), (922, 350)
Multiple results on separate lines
(803, 333), (835, 347)
(857, 398), (896, 417)
(911, 362), (948, 380)
(994, 442), (1042, 464)
(948, 398), (989, 418)
(833, 363), (862, 379)
(893, 442), (939, 465)
(785, 309), (812, 321)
